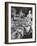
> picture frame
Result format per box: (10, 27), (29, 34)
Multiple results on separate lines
(5, 2), (36, 44)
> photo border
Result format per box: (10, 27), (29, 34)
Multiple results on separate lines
(5, 2), (36, 44)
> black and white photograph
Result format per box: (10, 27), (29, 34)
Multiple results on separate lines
(5, 2), (36, 44)
(11, 7), (32, 39)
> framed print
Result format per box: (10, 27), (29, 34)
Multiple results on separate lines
(5, 2), (36, 44)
